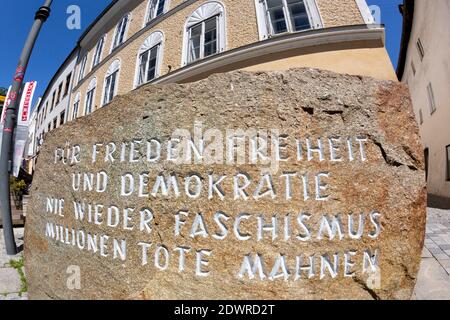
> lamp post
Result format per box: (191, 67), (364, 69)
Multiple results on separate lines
(0, 0), (53, 255)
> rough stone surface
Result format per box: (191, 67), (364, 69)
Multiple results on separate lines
(25, 68), (426, 300)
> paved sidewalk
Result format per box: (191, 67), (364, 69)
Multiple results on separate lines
(1, 208), (450, 300)
(413, 207), (450, 299)
(0, 228), (27, 300)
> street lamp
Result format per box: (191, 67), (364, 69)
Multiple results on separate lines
(0, 0), (53, 255)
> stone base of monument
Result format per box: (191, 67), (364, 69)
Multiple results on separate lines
(24, 68), (426, 300)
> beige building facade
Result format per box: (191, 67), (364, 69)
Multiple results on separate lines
(398, 0), (450, 204)
(34, 0), (397, 158)
(67, 0), (395, 122)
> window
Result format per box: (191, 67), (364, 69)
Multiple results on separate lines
(419, 109), (423, 125)
(51, 91), (56, 110)
(146, 0), (167, 23)
(188, 17), (218, 63)
(59, 111), (65, 126)
(183, 2), (225, 66)
(136, 31), (164, 87)
(103, 60), (120, 105)
(424, 148), (429, 181)
(112, 14), (130, 51)
(64, 73), (72, 97)
(427, 82), (436, 114)
(255, 0), (322, 39)
(411, 61), (416, 76)
(72, 92), (81, 120)
(78, 55), (88, 82)
(47, 123), (51, 132)
(53, 118), (57, 130)
(56, 83), (63, 105)
(417, 38), (425, 61)
(138, 45), (159, 85)
(446, 146), (450, 181)
(92, 36), (106, 69)
(85, 78), (97, 116)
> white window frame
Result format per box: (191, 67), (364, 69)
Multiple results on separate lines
(72, 92), (81, 120)
(77, 55), (88, 83)
(102, 59), (121, 106)
(92, 34), (106, 70)
(134, 31), (164, 88)
(355, 0), (375, 24)
(145, 0), (170, 25)
(111, 13), (131, 52)
(254, 0), (322, 40)
(182, 1), (226, 67)
(427, 82), (436, 114)
(84, 78), (97, 116)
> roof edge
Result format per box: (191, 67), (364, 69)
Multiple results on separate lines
(396, 0), (415, 80)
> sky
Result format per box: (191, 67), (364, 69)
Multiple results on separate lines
(0, 0), (403, 102)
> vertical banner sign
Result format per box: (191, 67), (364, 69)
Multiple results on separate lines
(0, 86), (12, 160)
(13, 81), (37, 177)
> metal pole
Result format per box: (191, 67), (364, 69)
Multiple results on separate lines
(0, 0), (52, 255)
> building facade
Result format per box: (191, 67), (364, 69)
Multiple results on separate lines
(34, 49), (78, 155)
(67, 0), (396, 121)
(34, 0), (396, 160)
(398, 0), (450, 204)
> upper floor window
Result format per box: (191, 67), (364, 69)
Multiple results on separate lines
(103, 59), (120, 105)
(146, 0), (168, 23)
(417, 38), (425, 61)
(85, 78), (97, 116)
(255, 0), (322, 40)
(136, 31), (164, 87)
(182, 2), (226, 66)
(427, 82), (436, 114)
(92, 35), (106, 69)
(64, 73), (72, 97)
(51, 91), (56, 110)
(78, 55), (88, 83)
(56, 83), (63, 105)
(112, 14), (130, 51)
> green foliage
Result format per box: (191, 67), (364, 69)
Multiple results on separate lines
(10, 177), (27, 194)
(9, 256), (28, 296)
(0, 87), (7, 96)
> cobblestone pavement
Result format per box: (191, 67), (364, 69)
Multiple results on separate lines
(413, 207), (450, 300)
(1, 208), (450, 300)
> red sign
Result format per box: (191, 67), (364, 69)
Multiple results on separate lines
(21, 81), (35, 122)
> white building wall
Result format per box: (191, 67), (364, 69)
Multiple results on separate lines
(401, 0), (450, 200)
(35, 55), (78, 150)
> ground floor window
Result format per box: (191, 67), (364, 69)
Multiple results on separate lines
(85, 88), (95, 115)
(255, 0), (322, 39)
(138, 45), (159, 85)
(72, 93), (80, 120)
(103, 71), (118, 105)
(85, 78), (97, 116)
(182, 2), (225, 66)
(188, 16), (219, 63)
